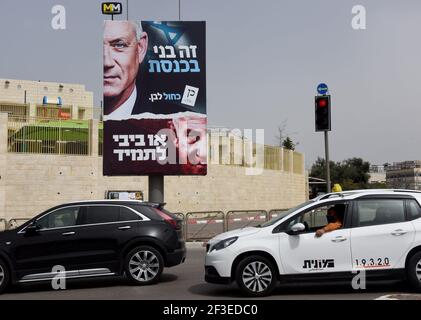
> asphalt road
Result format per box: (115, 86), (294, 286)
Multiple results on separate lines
(0, 246), (418, 300)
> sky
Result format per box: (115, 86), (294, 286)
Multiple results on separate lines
(1, 0), (420, 168)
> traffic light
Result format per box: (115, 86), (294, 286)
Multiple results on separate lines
(315, 95), (331, 131)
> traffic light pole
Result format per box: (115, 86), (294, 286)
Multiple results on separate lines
(324, 131), (331, 193)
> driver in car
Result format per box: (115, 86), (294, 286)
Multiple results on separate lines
(315, 204), (345, 237)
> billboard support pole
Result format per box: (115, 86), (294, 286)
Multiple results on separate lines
(149, 175), (164, 203)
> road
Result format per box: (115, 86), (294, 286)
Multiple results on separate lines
(0, 246), (418, 300)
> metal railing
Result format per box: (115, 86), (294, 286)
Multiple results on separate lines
(7, 218), (29, 230)
(7, 116), (90, 155)
(185, 211), (225, 241)
(0, 102), (29, 117)
(226, 210), (268, 231)
(268, 208), (290, 220)
(173, 212), (186, 239)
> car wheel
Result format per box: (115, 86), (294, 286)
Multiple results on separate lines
(236, 255), (277, 297)
(0, 259), (10, 294)
(125, 246), (164, 285)
(407, 251), (421, 292)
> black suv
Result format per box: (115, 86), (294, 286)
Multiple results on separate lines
(0, 200), (185, 293)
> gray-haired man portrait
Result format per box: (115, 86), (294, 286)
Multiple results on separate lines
(103, 20), (148, 120)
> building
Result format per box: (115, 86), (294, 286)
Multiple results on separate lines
(385, 161), (421, 190)
(368, 164), (386, 184)
(0, 79), (306, 222)
(0, 78), (97, 120)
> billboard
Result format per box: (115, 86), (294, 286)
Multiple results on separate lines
(103, 21), (206, 175)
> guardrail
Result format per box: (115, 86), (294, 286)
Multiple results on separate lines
(173, 212), (186, 239)
(268, 208), (290, 220)
(185, 211), (225, 242)
(0, 219), (6, 232)
(226, 210), (268, 231)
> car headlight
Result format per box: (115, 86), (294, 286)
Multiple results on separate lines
(210, 236), (238, 252)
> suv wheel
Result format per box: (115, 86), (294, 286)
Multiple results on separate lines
(407, 251), (421, 291)
(236, 255), (277, 297)
(125, 246), (164, 285)
(0, 259), (10, 294)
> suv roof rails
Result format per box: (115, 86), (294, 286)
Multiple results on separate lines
(391, 189), (421, 194)
(316, 189), (421, 201)
(141, 202), (167, 209)
(318, 193), (345, 201)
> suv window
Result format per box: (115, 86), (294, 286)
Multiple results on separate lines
(86, 206), (119, 224)
(129, 205), (159, 220)
(37, 206), (80, 229)
(355, 199), (405, 227)
(119, 207), (142, 221)
(407, 199), (421, 220)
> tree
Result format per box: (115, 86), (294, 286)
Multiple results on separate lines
(310, 157), (371, 190)
(282, 137), (296, 150)
(276, 122), (299, 150)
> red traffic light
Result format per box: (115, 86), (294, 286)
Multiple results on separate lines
(317, 99), (327, 107)
(315, 95), (331, 131)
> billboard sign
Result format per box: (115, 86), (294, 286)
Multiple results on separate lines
(103, 21), (207, 175)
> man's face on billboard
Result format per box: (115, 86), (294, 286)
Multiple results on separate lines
(172, 117), (207, 174)
(103, 21), (147, 101)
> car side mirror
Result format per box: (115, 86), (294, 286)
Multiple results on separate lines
(287, 222), (306, 235)
(25, 222), (40, 235)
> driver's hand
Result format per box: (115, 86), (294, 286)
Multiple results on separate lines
(315, 229), (325, 237)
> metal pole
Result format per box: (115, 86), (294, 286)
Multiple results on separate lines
(324, 131), (331, 193)
(178, 0), (181, 20)
(126, 0), (129, 20)
(149, 175), (164, 203)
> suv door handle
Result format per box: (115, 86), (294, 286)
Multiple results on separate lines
(118, 226), (131, 230)
(391, 229), (407, 236)
(331, 236), (347, 243)
(62, 231), (75, 236)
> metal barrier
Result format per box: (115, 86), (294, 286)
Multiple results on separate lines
(7, 218), (29, 230)
(174, 212), (185, 220)
(268, 208), (290, 220)
(173, 212), (186, 239)
(7, 116), (90, 155)
(185, 211), (224, 241)
(0, 219), (6, 232)
(226, 210), (268, 231)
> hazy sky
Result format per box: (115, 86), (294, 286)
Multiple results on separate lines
(1, 0), (420, 168)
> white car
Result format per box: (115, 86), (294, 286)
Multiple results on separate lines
(204, 189), (421, 296)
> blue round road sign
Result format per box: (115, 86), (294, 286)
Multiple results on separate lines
(317, 83), (329, 95)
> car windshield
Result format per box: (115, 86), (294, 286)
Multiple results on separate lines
(258, 200), (315, 227)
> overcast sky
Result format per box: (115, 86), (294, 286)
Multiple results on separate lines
(1, 0), (420, 168)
